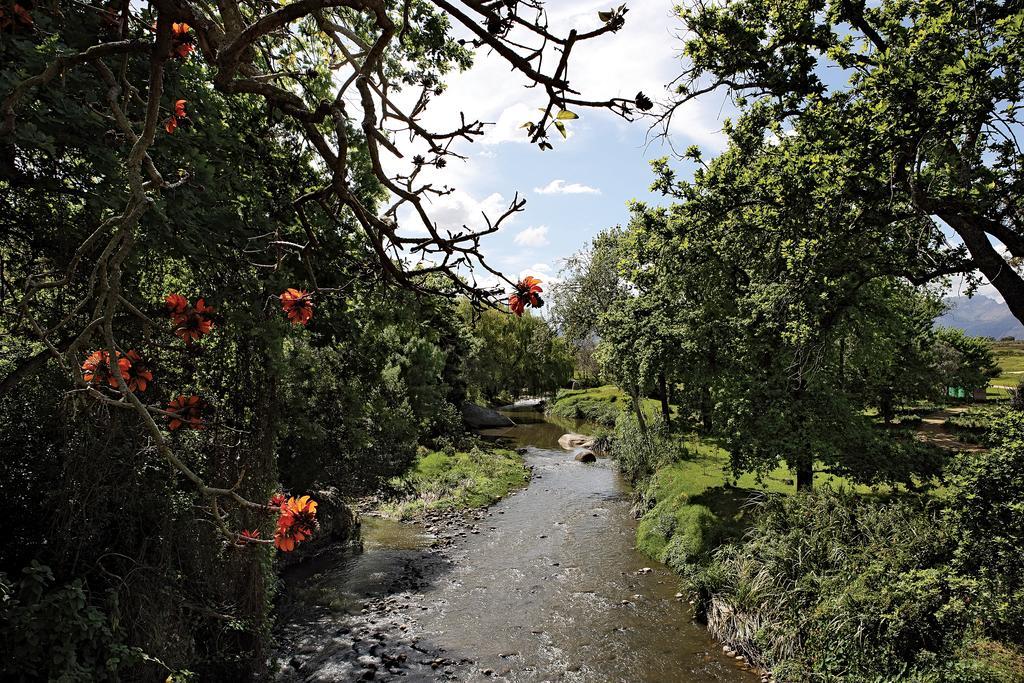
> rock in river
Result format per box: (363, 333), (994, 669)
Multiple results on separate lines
(558, 433), (595, 450)
(461, 403), (515, 429)
(574, 449), (597, 463)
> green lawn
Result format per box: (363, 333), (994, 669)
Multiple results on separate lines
(635, 434), (890, 570)
(988, 340), (1024, 395)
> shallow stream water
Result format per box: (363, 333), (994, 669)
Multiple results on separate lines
(275, 412), (755, 682)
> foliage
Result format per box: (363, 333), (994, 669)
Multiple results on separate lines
(669, 0), (1024, 324)
(946, 412), (1024, 643)
(934, 328), (1001, 392)
(461, 303), (574, 404)
(685, 488), (1022, 682)
(380, 446), (528, 519)
(663, 413), (1024, 682)
(0, 562), (157, 682)
(549, 228), (631, 383)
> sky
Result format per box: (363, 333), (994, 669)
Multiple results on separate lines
(386, 0), (1003, 305)
(389, 0), (734, 290)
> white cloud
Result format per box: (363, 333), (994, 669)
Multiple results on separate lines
(404, 1), (730, 152)
(534, 179), (601, 195)
(397, 190), (509, 237)
(513, 225), (550, 248)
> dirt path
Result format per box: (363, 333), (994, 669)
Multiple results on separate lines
(914, 407), (987, 452)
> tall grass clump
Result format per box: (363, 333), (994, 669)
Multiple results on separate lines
(687, 486), (1024, 682)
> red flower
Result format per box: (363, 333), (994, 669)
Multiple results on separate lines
(170, 297), (215, 344)
(166, 395), (207, 431)
(274, 495), (318, 552)
(165, 293), (188, 317)
(509, 276), (543, 317)
(164, 99), (188, 134)
(124, 350), (153, 392)
(269, 492), (287, 508)
(171, 22), (194, 59)
(279, 288), (314, 326)
(0, 3), (33, 32)
(81, 350), (131, 388)
(238, 529), (261, 545)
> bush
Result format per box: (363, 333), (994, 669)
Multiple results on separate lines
(609, 412), (687, 484)
(946, 412), (1024, 643)
(685, 483), (1024, 682)
(0, 563), (163, 682)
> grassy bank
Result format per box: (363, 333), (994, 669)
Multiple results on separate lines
(626, 417), (1024, 682)
(379, 446), (528, 519)
(548, 385), (670, 426)
(632, 434), (876, 569)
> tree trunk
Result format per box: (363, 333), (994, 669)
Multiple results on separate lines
(700, 386), (713, 432)
(658, 370), (671, 430)
(795, 461), (814, 491)
(945, 214), (1024, 326)
(628, 387), (648, 436)
(880, 388), (894, 425)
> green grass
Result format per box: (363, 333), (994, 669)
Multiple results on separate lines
(548, 385), (670, 426)
(634, 435), (883, 570)
(988, 340), (1024, 395)
(379, 447), (528, 519)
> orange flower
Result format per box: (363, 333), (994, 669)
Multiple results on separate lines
(166, 395), (207, 431)
(171, 22), (194, 59)
(274, 495), (318, 552)
(81, 350), (131, 388)
(279, 288), (314, 325)
(172, 297), (215, 344)
(124, 351), (153, 392)
(164, 99), (188, 134)
(509, 276), (543, 317)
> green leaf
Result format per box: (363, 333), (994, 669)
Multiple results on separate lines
(598, 10), (613, 22)
(554, 120), (567, 138)
(556, 109), (579, 120)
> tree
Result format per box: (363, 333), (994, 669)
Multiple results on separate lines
(665, 0), (1024, 322)
(607, 122), (953, 490)
(933, 328), (1000, 395)
(1, 0), (633, 676)
(549, 227), (630, 384)
(461, 302), (573, 403)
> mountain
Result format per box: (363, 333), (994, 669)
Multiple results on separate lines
(937, 295), (1024, 339)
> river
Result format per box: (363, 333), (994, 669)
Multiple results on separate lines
(274, 412), (756, 682)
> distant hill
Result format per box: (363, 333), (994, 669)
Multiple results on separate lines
(937, 295), (1024, 339)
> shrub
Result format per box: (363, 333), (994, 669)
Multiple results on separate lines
(0, 562), (164, 682)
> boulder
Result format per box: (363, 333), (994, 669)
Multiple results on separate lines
(461, 403), (515, 429)
(558, 433), (595, 450)
(497, 397), (547, 412)
(574, 449), (597, 463)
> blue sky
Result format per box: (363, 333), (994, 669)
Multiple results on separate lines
(391, 0), (733, 291)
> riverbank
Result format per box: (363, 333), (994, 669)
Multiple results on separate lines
(378, 446), (530, 520)
(548, 385), (671, 425)
(622, 421), (1024, 682)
